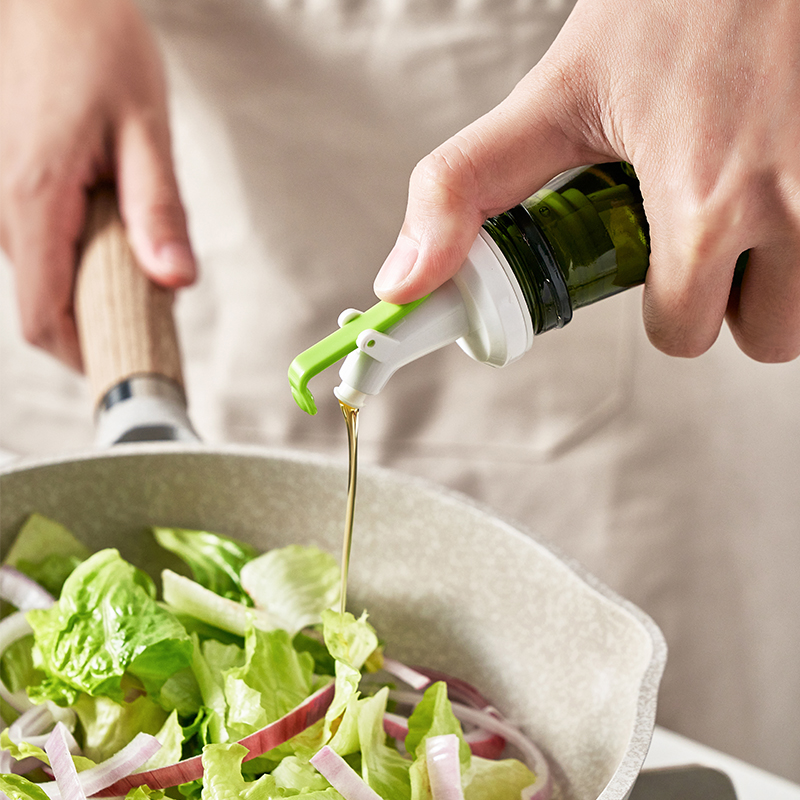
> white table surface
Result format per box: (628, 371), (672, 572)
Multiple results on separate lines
(645, 726), (800, 800)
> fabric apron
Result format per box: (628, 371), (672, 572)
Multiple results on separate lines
(1, 0), (798, 781)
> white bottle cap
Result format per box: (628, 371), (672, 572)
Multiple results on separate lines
(334, 231), (533, 407)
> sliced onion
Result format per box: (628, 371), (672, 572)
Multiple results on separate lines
(310, 745), (383, 800)
(2, 705), (80, 778)
(8, 705), (56, 741)
(426, 734), (465, 800)
(0, 566), (55, 611)
(463, 728), (506, 760)
(0, 611), (35, 712)
(33, 733), (161, 800)
(382, 711), (409, 742)
(380, 658), (431, 691)
(95, 681), (336, 796)
(406, 667), (496, 712)
(45, 724), (86, 800)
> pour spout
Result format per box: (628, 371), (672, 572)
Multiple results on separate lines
(288, 230), (533, 414)
(334, 281), (470, 408)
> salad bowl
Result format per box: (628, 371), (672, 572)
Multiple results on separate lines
(0, 442), (666, 800)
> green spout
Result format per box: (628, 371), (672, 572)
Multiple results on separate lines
(289, 297), (428, 414)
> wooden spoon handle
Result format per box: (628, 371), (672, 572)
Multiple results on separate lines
(74, 186), (185, 409)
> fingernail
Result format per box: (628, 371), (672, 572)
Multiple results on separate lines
(374, 235), (419, 295)
(154, 242), (196, 283)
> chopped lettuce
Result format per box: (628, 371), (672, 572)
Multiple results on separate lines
(321, 610), (379, 673)
(240, 546), (340, 636)
(152, 528), (258, 605)
(26, 549), (193, 704)
(191, 636), (245, 744)
(73, 691), (169, 762)
(2, 513), (90, 599)
(223, 628), (315, 743)
(351, 689), (412, 798)
(0, 635), (42, 695)
(200, 743), (343, 800)
(462, 756), (539, 800)
(0, 774), (52, 800)
(320, 610), (379, 746)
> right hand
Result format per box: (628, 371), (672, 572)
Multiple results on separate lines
(0, 0), (196, 370)
(374, 0), (800, 364)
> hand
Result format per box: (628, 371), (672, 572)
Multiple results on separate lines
(0, 0), (196, 370)
(373, 0), (800, 363)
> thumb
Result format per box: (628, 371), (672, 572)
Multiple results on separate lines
(115, 113), (197, 288)
(374, 68), (611, 303)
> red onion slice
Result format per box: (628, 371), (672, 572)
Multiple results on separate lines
(405, 667), (496, 713)
(45, 724), (86, 800)
(0, 566), (55, 612)
(8, 705), (56, 741)
(382, 711), (409, 742)
(94, 681), (335, 796)
(33, 733), (161, 800)
(0, 611), (35, 712)
(381, 713), (504, 760)
(309, 746), (383, 800)
(426, 734), (465, 800)
(462, 728), (506, 760)
(380, 659), (431, 691)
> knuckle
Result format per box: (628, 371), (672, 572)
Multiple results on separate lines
(410, 142), (480, 214)
(642, 279), (719, 359)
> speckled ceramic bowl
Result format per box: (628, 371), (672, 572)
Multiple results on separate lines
(0, 444), (666, 800)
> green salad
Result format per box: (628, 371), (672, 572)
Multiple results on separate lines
(0, 515), (550, 800)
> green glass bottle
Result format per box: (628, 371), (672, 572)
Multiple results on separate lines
(482, 161), (649, 335)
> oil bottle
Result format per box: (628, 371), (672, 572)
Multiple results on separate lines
(289, 162), (649, 414)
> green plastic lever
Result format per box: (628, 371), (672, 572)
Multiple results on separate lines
(288, 297), (428, 415)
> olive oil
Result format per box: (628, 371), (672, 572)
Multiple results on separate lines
(338, 400), (359, 613)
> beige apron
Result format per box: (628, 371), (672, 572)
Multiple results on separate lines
(1, 0), (799, 782)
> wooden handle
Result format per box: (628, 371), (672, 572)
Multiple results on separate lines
(75, 187), (185, 408)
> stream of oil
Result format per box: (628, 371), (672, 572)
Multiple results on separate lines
(338, 401), (359, 614)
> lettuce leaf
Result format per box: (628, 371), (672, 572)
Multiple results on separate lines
(26, 549), (193, 704)
(152, 529), (258, 605)
(3, 513), (90, 598)
(223, 628), (315, 744)
(191, 637), (246, 744)
(0, 773), (52, 800)
(200, 743), (343, 800)
(356, 689), (412, 799)
(320, 610), (379, 745)
(73, 692), (169, 762)
(159, 667), (204, 717)
(240, 546), (340, 636)
(0, 635), (43, 695)
(462, 756), (538, 800)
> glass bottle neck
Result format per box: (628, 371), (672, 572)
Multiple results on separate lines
(482, 209), (573, 336)
(482, 162), (650, 336)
